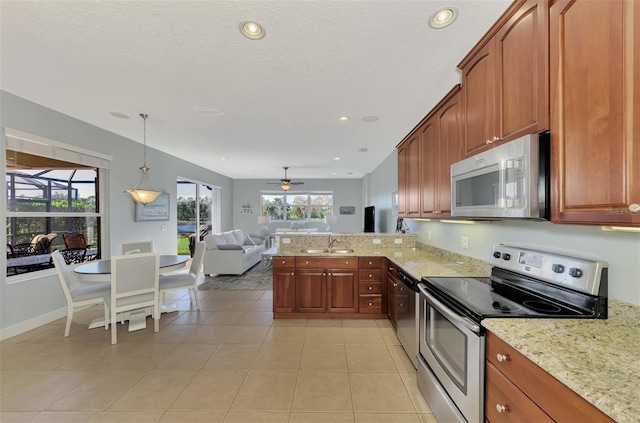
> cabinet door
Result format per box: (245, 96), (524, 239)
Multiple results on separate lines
(327, 269), (358, 313)
(273, 269), (295, 313)
(406, 132), (422, 217)
(435, 89), (462, 215)
(550, 0), (640, 225)
(495, 0), (549, 140)
(461, 39), (496, 156)
(420, 117), (438, 215)
(397, 142), (408, 217)
(387, 270), (398, 329)
(296, 269), (327, 313)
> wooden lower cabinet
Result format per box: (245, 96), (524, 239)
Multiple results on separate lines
(272, 256), (296, 313)
(296, 269), (327, 313)
(486, 332), (614, 422)
(273, 255), (384, 318)
(326, 269), (358, 313)
(386, 260), (399, 329)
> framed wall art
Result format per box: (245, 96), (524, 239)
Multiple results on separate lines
(135, 193), (170, 222)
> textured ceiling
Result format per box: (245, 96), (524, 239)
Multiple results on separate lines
(0, 0), (511, 181)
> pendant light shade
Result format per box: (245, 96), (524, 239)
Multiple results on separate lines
(126, 114), (163, 205)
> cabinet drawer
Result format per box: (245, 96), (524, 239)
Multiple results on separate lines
(359, 281), (382, 294)
(273, 256), (295, 268)
(486, 332), (614, 422)
(359, 269), (382, 282)
(485, 362), (553, 423)
(296, 257), (357, 269)
(358, 295), (382, 313)
(359, 257), (382, 269)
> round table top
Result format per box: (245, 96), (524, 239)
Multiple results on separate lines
(74, 254), (188, 275)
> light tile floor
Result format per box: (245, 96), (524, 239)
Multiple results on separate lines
(0, 289), (437, 423)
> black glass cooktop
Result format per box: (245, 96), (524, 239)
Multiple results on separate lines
(421, 269), (599, 322)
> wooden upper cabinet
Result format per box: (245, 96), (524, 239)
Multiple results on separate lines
(495, 0), (549, 140)
(460, 40), (496, 157)
(421, 85), (462, 217)
(397, 142), (408, 217)
(459, 0), (549, 157)
(397, 132), (421, 217)
(550, 0), (640, 226)
(420, 117), (438, 215)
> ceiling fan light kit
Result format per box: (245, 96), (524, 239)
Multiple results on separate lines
(267, 167), (304, 191)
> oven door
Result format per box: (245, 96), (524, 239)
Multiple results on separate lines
(418, 284), (484, 423)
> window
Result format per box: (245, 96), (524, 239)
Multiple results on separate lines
(5, 129), (110, 278)
(261, 191), (333, 221)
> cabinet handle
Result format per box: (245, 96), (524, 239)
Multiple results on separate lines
(324, 273), (327, 276)
(492, 136), (500, 142)
(485, 139), (492, 145)
(368, 302), (373, 307)
(368, 286), (373, 291)
(496, 404), (508, 413)
(368, 274), (373, 278)
(305, 260), (309, 265)
(629, 203), (640, 213)
(368, 261), (373, 265)
(291, 272), (294, 276)
(345, 261), (349, 265)
(389, 267), (394, 271)
(282, 260), (286, 264)
(496, 353), (510, 363)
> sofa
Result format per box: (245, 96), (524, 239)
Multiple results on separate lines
(202, 229), (265, 275)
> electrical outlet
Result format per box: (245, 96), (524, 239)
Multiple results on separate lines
(427, 230), (431, 240)
(282, 238), (291, 244)
(394, 238), (403, 244)
(460, 236), (469, 249)
(373, 239), (381, 244)
(161, 224), (167, 231)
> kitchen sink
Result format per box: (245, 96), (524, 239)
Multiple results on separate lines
(301, 248), (355, 254)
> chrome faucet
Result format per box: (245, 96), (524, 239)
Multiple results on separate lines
(328, 234), (340, 250)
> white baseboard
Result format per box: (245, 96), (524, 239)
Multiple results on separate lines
(0, 307), (68, 341)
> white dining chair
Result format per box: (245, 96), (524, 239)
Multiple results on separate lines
(51, 250), (110, 337)
(158, 241), (205, 311)
(106, 252), (160, 344)
(121, 240), (154, 255)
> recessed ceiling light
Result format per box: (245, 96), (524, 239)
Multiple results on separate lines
(240, 21), (266, 40)
(362, 116), (379, 123)
(332, 172), (337, 176)
(194, 107), (225, 116)
(429, 8), (458, 29)
(357, 148), (368, 153)
(220, 157), (226, 161)
(110, 112), (129, 119)
(333, 157), (341, 161)
(338, 116), (350, 122)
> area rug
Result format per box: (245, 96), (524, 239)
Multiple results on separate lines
(199, 264), (272, 290)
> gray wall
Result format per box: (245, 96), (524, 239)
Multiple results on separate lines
(1, 91), (233, 332)
(232, 179), (363, 235)
(367, 150), (398, 233)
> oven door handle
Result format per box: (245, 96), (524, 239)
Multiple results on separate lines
(419, 285), (481, 335)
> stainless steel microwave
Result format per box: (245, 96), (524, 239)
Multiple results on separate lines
(450, 133), (549, 220)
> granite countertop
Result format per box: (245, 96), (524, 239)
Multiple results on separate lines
(274, 246), (492, 279)
(483, 300), (640, 423)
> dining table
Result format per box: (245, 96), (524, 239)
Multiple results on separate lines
(6, 253), (53, 275)
(73, 254), (189, 331)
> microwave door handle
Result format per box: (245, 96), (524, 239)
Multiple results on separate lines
(419, 285), (481, 334)
(497, 160), (507, 208)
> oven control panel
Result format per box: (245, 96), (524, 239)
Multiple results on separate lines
(490, 244), (607, 296)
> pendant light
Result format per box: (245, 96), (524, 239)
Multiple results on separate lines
(126, 113), (163, 205)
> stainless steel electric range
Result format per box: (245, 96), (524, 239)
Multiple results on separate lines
(417, 244), (608, 423)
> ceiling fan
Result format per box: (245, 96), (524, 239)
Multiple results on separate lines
(267, 166), (304, 191)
